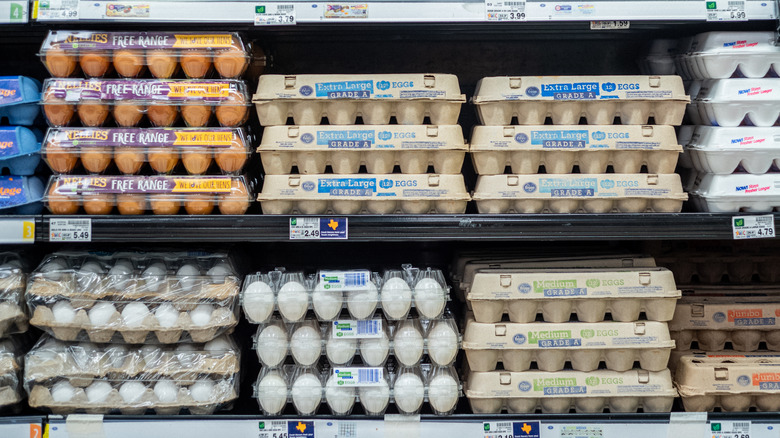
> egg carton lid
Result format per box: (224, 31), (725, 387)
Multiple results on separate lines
(45, 175), (252, 200)
(671, 294), (780, 332)
(0, 176), (44, 212)
(0, 127), (42, 161)
(695, 79), (780, 102)
(40, 31), (249, 54)
(687, 126), (780, 151)
(678, 285), (780, 297)
(43, 127), (250, 151)
(258, 125), (467, 151)
(692, 173), (780, 198)
(0, 76), (41, 108)
(675, 352), (780, 396)
(686, 31), (778, 55)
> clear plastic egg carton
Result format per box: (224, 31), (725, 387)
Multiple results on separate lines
(27, 250), (239, 343)
(679, 32), (780, 80)
(473, 174), (687, 214)
(259, 174), (470, 214)
(465, 368), (676, 413)
(686, 126), (780, 174)
(0, 126), (43, 176)
(656, 253), (780, 283)
(469, 125), (681, 175)
(0, 253), (29, 338)
(253, 74), (465, 126)
(640, 39), (678, 75)
(0, 338), (23, 409)
(694, 79), (780, 127)
(690, 173), (780, 212)
(472, 76), (689, 126)
(467, 267), (681, 324)
(255, 363), (461, 416)
(259, 125), (466, 175)
(0, 76), (42, 126)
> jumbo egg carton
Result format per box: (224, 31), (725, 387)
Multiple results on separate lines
(467, 267), (681, 323)
(27, 250), (239, 343)
(43, 127), (250, 175)
(41, 78), (250, 128)
(253, 74), (465, 126)
(0, 76), (41, 126)
(656, 252), (780, 283)
(0, 253), (28, 338)
(640, 39), (678, 75)
(259, 174), (470, 215)
(690, 173), (780, 212)
(694, 79), (780, 127)
(0, 338), (23, 409)
(465, 368), (676, 413)
(0, 127), (42, 176)
(678, 32), (780, 80)
(259, 125), (466, 175)
(686, 126), (780, 175)
(469, 125), (681, 175)
(472, 76), (689, 126)
(472, 174), (687, 214)
(255, 363), (460, 416)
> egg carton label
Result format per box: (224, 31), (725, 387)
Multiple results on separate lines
(0, 129), (20, 157)
(261, 174), (468, 200)
(46, 79), (245, 103)
(332, 367), (384, 386)
(0, 177), (28, 208)
(331, 319), (383, 338)
(42, 31), (243, 51)
(676, 353), (780, 397)
(47, 127), (238, 149)
(0, 78), (24, 107)
(50, 175), (237, 195)
(691, 174), (780, 213)
(470, 125), (679, 151)
(696, 79), (780, 101)
(670, 296), (780, 331)
(319, 270), (371, 291)
(261, 125), (464, 151)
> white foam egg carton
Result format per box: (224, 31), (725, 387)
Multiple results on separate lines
(467, 267), (680, 323)
(465, 368), (676, 414)
(694, 79), (780, 127)
(469, 125), (681, 175)
(690, 173), (780, 212)
(656, 253), (780, 284)
(259, 125), (466, 174)
(472, 174), (687, 214)
(253, 74), (465, 126)
(687, 126), (780, 174)
(681, 32), (780, 80)
(0, 339), (22, 409)
(641, 39), (678, 75)
(259, 174), (470, 215)
(472, 76), (689, 126)
(686, 81), (704, 125)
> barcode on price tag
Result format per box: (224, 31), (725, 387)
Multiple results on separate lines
(258, 420), (287, 438)
(255, 4), (296, 25)
(710, 421), (750, 438)
(484, 422), (540, 438)
(35, 0), (78, 20)
(485, 0), (526, 21)
(732, 214), (775, 239)
(591, 20), (630, 29)
(706, 0), (747, 21)
(332, 367), (383, 386)
(49, 218), (91, 242)
(289, 217), (347, 240)
(319, 270), (370, 290)
(331, 319), (383, 338)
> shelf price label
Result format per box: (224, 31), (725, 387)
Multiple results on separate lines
(258, 421), (288, 438)
(34, 0), (78, 20)
(732, 215), (774, 240)
(485, 0), (526, 21)
(710, 421), (750, 438)
(483, 422), (540, 438)
(49, 218), (91, 242)
(591, 20), (630, 29)
(706, 0), (746, 21)
(290, 217), (348, 240)
(255, 4), (296, 25)
(0, 218), (34, 243)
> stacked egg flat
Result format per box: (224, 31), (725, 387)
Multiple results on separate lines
(0, 337), (26, 410)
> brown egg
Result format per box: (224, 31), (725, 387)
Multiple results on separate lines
(47, 184), (79, 215)
(214, 92), (247, 127)
(77, 103), (109, 127)
(150, 194), (181, 215)
(184, 194), (214, 215)
(113, 49), (145, 78)
(147, 104), (178, 127)
(113, 101), (145, 127)
(83, 193), (115, 215)
(218, 180), (249, 215)
(214, 44), (248, 78)
(45, 47), (77, 77)
(180, 50), (212, 78)
(147, 49), (178, 79)
(43, 92), (75, 127)
(182, 148), (212, 174)
(181, 105), (212, 127)
(114, 147), (145, 174)
(215, 138), (247, 173)
(81, 147), (112, 173)
(79, 51), (112, 77)
(148, 148), (179, 174)
(117, 193), (147, 215)
(44, 144), (78, 173)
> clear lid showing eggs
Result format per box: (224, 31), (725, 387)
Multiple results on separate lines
(40, 31), (251, 79)
(0, 337), (24, 409)
(0, 252), (29, 339)
(44, 175), (252, 215)
(43, 127), (251, 175)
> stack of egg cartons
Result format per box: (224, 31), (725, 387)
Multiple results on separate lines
(253, 74), (471, 214)
(0, 338), (25, 411)
(23, 250), (241, 414)
(242, 266), (461, 416)
(0, 254), (32, 412)
(37, 31), (254, 216)
(470, 76), (689, 213)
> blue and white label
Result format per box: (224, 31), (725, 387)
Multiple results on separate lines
(531, 130), (588, 148)
(543, 386), (586, 395)
(317, 130), (374, 148)
(513, 334), (527, 345)
(540, 178), (597, 197)
(318, 178), (376, 196)
(289, 217), (348, 240)
(541, 82), (599, 100)
(544, 288), (588, 297)
(319, 269), (371, 291)
(0, 128), (20, 157)
(333, 367), (384, 386)
(734, 317), (776, 326)
(332, 319), (383, 338)
(0, 177), (27, 208)
(0, 79), (24, 106)
(539, 338), (582, 347)
(316, 81), (374, 99)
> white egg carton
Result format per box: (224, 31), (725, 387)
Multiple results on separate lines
(656, 252), (780, 284)
(472, 76), (689, 125)
(0, 253), (28, 339)
(259, 174), (470, 214)
(0, 339), (23, 409)
(259, 125), (466, 175)
(467, 267), (681, 323)
(686, 126), (780, 174)
(255, 363), (460, 416)
(694, 79), (780, 127)
(686, 81), (704, 125)
(690, 173), (780, 212)
(674, 37), (697, 80)
(675, 352), (780, 411)
(473, 174), (687, 214)
(640, 39), (678, 75)
(253, 74), (465, 126)
(680, 32), (780, 80)
(465, 368), (676, 413)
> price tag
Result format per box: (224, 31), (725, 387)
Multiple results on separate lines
(0, 218), (34, 243)
(290, 217), (347, 240)
(483, 422), (540, 438)
(485, 0), (526, 20)
(35, 0), (78, 20)
(258, 421), (287, 438)
(332, 319), (383, 338)
(710, 421), (750, 438)
(324, 4), (368, 18)
(255, 4), (296, 25)
(732, 214), (775, 239)
(560, 426), (603, 438)
(590, 20), (629, 29)
(706, 0), (746, 21)
(49, 218), (91, 242)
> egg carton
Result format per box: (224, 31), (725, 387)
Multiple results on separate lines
(686, 126), (780, 174)
(680, 32), (780, 80)
(690, 173), (780, 212)
(253, 74), (465, 126)
(0, 176), (44, 215)
(0, 254), (29, 338)
(0, 76), (41, 126)
(40, 31), (251, 79)
(255, 363), (460, 416)
(465, 368), (676, 413)
(43, 127), (250, 175)
(686, 81), (704, 125)
(41, 78), (250, 128)
(640, 39), (678, 75)
(675, 352), (780, 411)
(0, 127), (42, 176)
(656, 253), (780, 283)
(673, 37), (697, 80)
(259, 174), (470, 214)
(694, 79), (780, 127)
(472, 76), (689, 126)
(0, 338), (23, 409)
(258, 125), (466, 175)
(472, 174), (687, 214)
(469, 125), (681, 175)
(467, 267), (681, 323)
(44, 174), (252, 215)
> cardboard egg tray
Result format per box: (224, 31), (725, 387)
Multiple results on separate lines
(253, 74), (465, 126)
(467, 268), (681, 323)
(656, 253), (780, 283)
(686, 126), (780, 175)
(259, 174), (470, 214)
(690, 173), (780, 213)
(259, 125), (466, 175)
(694, 79), (780, 127)
(0, 301), (27, 339)
(0, 76), (42, 126)
(473, 174), (687, 214)
(0, 126), (43, 176)
(465, 368), (677, 413)
(679, 32), (780, 80)
(469, 125), (681, 175)
(0, 343), (21, 408)
(472, 76), (689, 125)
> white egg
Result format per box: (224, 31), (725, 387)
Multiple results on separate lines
(392, 373), (424, 413)
(347, 282), (379, 319)
(242, 280), (275, 323)
(86, 380), (113, 403)
(277, 281), (308, 321)
(71, 342), (98, 369)
(359, 380), (390, 414)
(325, 374), (355, 414)
(177, 264), (201, 292)
(414, 278), (446, 319)
(119, 381), (147, 404)
(176, 343), (197, 367)
(141, 345), (162, 368)
(121, 302), (150, 328)
(106, 344), (128, 368)
(155, 303), (180, 328)
(204, 336), (232, 355)
(257, 373), (288, 414)
(108, 260), (134, 289)
(88, 302), (117, 326)
(326, 337), (356, 365)
(291, 373), (322, 415)
(0, 261), (21, 278)
(190, 304), (214, 326)
(393, 323), (424, 366)
(154, 379), (179, 403)
(359, 332), (390, 366)
(142, 263), (167, 292)
(312, 281), (343, 320)
(256, 324), (288, 367)
(52, 301), (77, 323)
(427, 322), (459, 366)
(190, 379), (215, 402)
(51, 380), (76, 402)
(428, 374), (459, 414)
(381, 278), (412, 320)
(290, 325), (322, 366)
(207, 263), (233, 284)
(77, 262), (104, 290)
(40, 258), (68, 281)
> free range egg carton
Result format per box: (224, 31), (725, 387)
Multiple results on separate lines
(253, 74), (465, 126)
(679, 32), (780, 80)
(470, 125), (681, 175)
(472, 173), (687, 214)
(0, 76), (42, 126)
(0, 127), (43, 176)
(690, 173), (780, 212)
(656, 253), (780, 283)
(0, 338), (23, 409)
(0, 253), (29, 338)
(686, 126), (780, 174)
(259, 174), (470, 214)
(259, 125), (466, 175)
(467, 267), (681, 323)
(472, 76), (689, 125)
(694, 79), (780, 127)
(640, 39), (678, 75)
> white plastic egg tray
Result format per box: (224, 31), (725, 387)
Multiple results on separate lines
(694, 79), (780, 127)
(467, 267), (681, 323)
(259, 174), (470, 215)
(690, 173), (780, 212)
(0, 339), (22, 409)
(472, 76), (689, 125)
(0, 253), (28, 338)
(686, 126), (780, 174)
(465, 368), (676, 413)
(640, 39), (678, 75)
(469, 125), (681, 175)
(259, 125), (466, 175)
(473, 174), (686, 214)
(656, 253), (780, 284)
(679, 32), (780, 80)
(253, 74), (465, 126)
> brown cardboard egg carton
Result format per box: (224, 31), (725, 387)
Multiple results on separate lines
(253, 74), (465, 126)
(0, 340), (23, 408)
(467, 267), (681, 323)
(470, 125), (681, 175)
(465, 368), (676, 413)
(259, 125), (467, 174)
(656, 253), (780, 284)
(0, 301), (28, 339)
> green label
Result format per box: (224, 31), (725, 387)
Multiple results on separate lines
(533, 279), (577, 293)
(9, 3), (23, 21)
(706, 1), (717, 9)
(586, 278), (600, 288)
(256, 5), (266, 13)
(585, 376), (600, 386)
(528, 330), (571, 344)
(734, 218), (744, 227)
(534, 377), (576, 391)
(580, 329), (595, 339)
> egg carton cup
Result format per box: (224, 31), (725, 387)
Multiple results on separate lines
(472, 76), (689, 126)
(0, 127), (42, 176)
(656, 253), (780, 284)
(686, 126), (780, 174)
(465, 368), (676, 414)
(43, 127), (250, 175)
(473, 173), (687, 214)
(0, 176), (44, 215)
(680, 32), (780, 80)
(690, 173), (780, 212)
(0, 76), (42, 126)
(694, 79), (780, 127)
(259, 125), (466, 175)
(41, 78), (250, 128)
(640, 39), (678, 75)
(259, 174), (470, 215)
(467, 267), (680, 323)
(40, 31), (251, 79)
